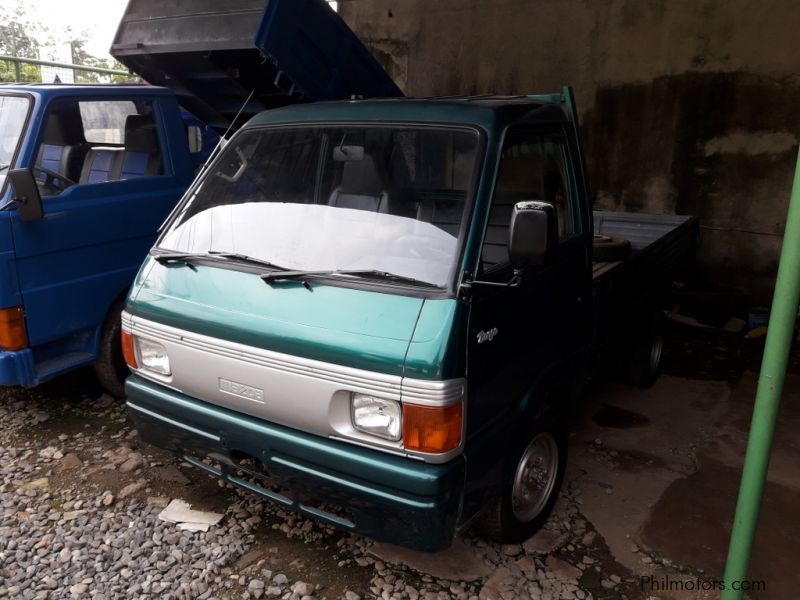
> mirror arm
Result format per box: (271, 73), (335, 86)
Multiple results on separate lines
(460, 269), (523, 295)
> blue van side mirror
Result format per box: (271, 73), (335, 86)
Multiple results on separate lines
(8, 169), (44, 222)
(509, 201), (557, 269)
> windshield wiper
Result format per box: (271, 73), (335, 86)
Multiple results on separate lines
(206, 251), (290, 271)
(152, 250), (290, 273)
(0, 164), (9, 172)
(261, 269), (439, 289)
(151, 252), (200, 271)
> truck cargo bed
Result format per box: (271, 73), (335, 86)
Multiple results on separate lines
(592, 211), (698, 343)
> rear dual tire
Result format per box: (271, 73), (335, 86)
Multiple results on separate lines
(626, 316), (664, 388)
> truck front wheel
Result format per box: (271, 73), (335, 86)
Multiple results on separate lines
(94, 298), (129, 398)
(479, 417), (567, 544)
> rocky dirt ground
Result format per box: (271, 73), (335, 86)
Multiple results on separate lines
(0, 322), (783, 600)
(0, 370), (639, 600)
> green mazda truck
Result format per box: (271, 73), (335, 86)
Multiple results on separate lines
(121, 89), (697, 551)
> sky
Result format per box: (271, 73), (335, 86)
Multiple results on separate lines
(25, 0), (129, 59)
(21, 0), (338, 62)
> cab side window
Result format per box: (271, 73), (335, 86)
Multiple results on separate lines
(481, 131), (578, 272)
(33, 99), (164, 197)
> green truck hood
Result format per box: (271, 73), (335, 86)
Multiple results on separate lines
(128, 259), (426, 376)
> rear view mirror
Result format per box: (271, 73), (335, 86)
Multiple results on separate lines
(333, 145), (365, 162)
(8, 169), (43, 222)
(508, 201), (557, 269)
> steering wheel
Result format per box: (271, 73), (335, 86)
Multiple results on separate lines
(31, 166), (77, 195)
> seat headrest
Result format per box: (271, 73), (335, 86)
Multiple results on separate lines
(340, 156), (384, 196)
(125, 115), (159, 153)
(42, 116), (69, 145)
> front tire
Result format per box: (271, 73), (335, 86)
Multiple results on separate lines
(479, 416), (567, 544)
(94, 298), (129, 398)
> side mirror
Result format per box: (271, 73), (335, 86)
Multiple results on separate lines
(8, 169), (43, 221)
(508, 201), (557, 269)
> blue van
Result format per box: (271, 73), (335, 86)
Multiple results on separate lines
(0, 85), (200, 395)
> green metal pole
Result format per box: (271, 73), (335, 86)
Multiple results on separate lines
(0, 55), (130, 77)
(721, 148), (800, 598)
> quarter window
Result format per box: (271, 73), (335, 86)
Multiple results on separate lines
(79, 101), (139, 144)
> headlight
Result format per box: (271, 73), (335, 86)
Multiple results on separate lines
(136, 338), (171, 376)
(351, 394), (401, 441)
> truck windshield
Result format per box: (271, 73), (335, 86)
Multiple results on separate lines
(0, 96), (30, 191)
(159, 125), (480, 288)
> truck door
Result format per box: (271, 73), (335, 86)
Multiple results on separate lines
(10, 95), (191, 375)
(466, 127), (592, 433)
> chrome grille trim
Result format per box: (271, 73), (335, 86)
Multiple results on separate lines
(122, 312), (464, 405)
(122, 311), (466, 463)
(124, 312), (402, 399)
(401, 378), (465, 406)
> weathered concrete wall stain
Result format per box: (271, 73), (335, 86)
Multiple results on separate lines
(339, 0), (800, 295)
(704, 131), (798, 157)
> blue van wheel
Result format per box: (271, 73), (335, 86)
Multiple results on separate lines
(94, 298), (128, 398)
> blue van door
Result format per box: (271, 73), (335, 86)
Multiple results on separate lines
(10, 94), (192, 380)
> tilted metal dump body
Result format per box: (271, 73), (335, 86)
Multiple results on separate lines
(111, 0), (402, 130)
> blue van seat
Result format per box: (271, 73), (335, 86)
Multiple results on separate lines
(79, 148), (123, 184)
(78, 115), (161, 184)
(35, 117), (73, 180)
(119, 115), (161, 180)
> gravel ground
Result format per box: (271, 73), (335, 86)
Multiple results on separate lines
(0, 372), (641, 600)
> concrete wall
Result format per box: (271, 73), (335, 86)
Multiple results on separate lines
(339, 0), (800, 296)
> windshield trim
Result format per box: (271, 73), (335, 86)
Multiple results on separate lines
(155, 120), (488, 299)
(0, 92), (34, 204)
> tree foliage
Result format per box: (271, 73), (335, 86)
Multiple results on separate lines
(0, 1), (127, 83)
(68, 36), (128, 84)
(0, 1), (43, 81)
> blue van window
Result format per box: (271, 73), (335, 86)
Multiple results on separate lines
(32, 98), (164, 197)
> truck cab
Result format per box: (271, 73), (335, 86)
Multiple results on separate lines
(0, 85), (198, 393)
(122, 91), (696, 551)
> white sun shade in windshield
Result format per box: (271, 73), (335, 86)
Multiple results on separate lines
(161, 202), (458, 287)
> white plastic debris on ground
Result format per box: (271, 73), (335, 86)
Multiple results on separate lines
(157, 499), (223, 532)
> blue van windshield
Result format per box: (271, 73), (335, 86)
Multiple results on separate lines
(159, 125), (480, 288)
(0, 95), (30, 192)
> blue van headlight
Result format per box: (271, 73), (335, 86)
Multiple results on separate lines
(351, 393), (402, 441)
(136, 338), (171, 376)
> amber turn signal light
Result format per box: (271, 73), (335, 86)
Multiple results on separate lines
(0, 307), (28, 351)
(121, 330), (137, 369)
(403, 402), (463, 454)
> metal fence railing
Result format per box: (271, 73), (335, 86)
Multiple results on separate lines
(0, 55), (130, 83)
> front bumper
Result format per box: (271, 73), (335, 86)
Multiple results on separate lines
(0, 348), (37, 387)
(125, 375), (466, 552)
